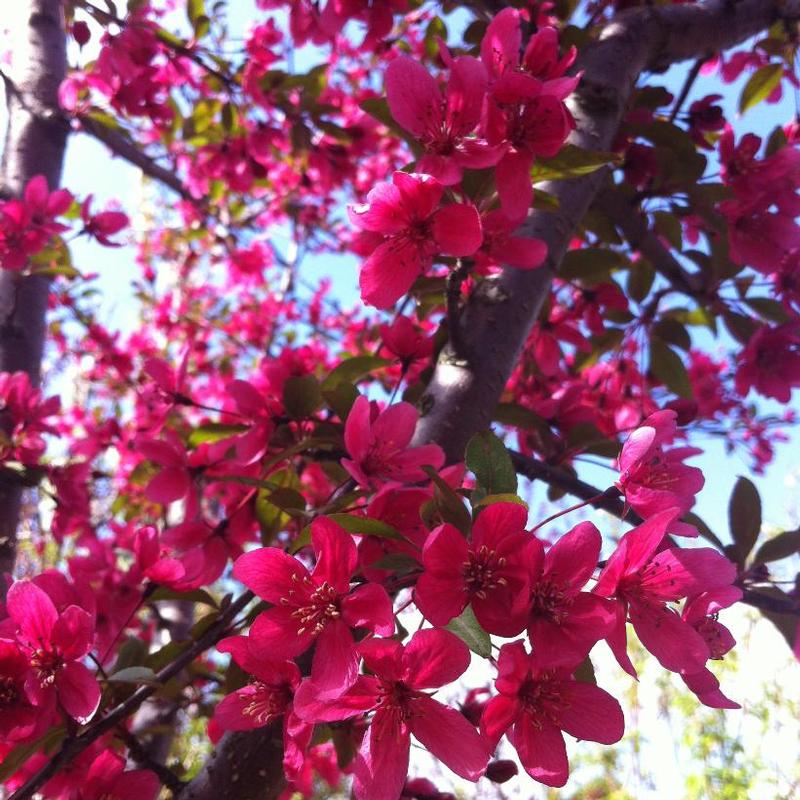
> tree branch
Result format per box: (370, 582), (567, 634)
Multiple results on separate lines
(412, 0), (800, 462)
(76, 114), (195, 202)
(597, 186), (703, 295)
(509, 449), (643, 524)
(0, 0), (68, 596)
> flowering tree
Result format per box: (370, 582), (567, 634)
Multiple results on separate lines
(1, 0), (800, 798)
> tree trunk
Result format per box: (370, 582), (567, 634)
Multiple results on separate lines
(0, 0), (68, 593)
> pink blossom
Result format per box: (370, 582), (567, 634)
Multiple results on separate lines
(5, 580), (101, 724)
(81, 751), (159, 800)
(0, 640), (40, 742)
(734, 324), (800, 402)
(415, 502), (532, 636)
(680, 586), (742, 709)
(524, 522), (616, 665)
(342, 395), (445, 489)
(480, 640), (624, 787)
(213, 635), (312, 782)
(594, 509), (738, 676)
(617, 409), (705, 518)
(386, 55), (502, 185)
(349, 171), (483, 308)
(233, 516), (394, 698)
(294, 628), (490, 800)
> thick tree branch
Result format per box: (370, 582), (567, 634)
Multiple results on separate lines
(413, 0), (800, 462)
(0, 0), (68, 594)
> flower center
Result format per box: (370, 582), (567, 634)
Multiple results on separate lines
(0, 675), (20, 707)
(462, 545), (508, 599)
(375, 679), (416, 721)
(30, 648), (64, 685)
(242, 681), (289, 725)
(529, 579), (571, 623)
(290, 580), (340, 635)
(518, 674), (564, 728)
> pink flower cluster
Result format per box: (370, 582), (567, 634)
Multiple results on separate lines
(350, 11), (576, 308)
(201, 406), (739, 797)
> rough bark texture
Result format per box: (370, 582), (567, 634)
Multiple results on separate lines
(412, 0), (800, 461)
(0, 0), (67, 593)
(181, 3), (800, 798)
(180, 725), (287, 800)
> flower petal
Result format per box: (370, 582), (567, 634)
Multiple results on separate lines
(232, 547), (309, 604)
(512, 718), (569, 787)
(311, 517), (357, 592)
(310, 619), (359, 699)
(409, 694), (490, 780)
(341, 583), (395, 636)
(557, 681), (624, 744)
(403, 628), (471, 689)
(6, 580), (57, 645)
(385, 56), (441, 137)
(359, 237), (425, 309)
(432, 203), (483, 256)
(353, 709), (411, 800)
(57, 661), (101, 723)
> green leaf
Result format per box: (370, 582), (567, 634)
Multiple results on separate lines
(423, 16), (447, 59)
(422, 465), (472, 535)
(466, 430), (517, 496)
(752, 529), (800, 565)
(627, 259), (655, 303)
(649, 339), (693, 398)
(492, 403), (550, 433)
(446, 605), (491, 658)
(573, 654), (596, 684)
(739, 63), (783, 114)
(109, 666), (159, 685)
(744, 297), (791, 324)
(754, 587), (798, 653)
(366, 553), (420, 572)
(359, 97), (416, 145)
(652, 318), (692, 352)
(531, 145), (621, 183)
(682, 511), (725, 550)
(321, 356), (391, 391)
(187, 0), (204, 23)
(255, 470), (305, 545)
(188, 422), (246, 448)
(323, 381), (359, 420)
(560, 248), (626, 284)
(282, 375), (323, 419)
(325, 513), (405, 540)
(149, 587), (219, 607)
(473, 493), (528, 511)
(729, 476), (762, 563)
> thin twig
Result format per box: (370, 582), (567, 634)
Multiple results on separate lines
(668, 58), (705, 123)
(509, 448), (800, 617)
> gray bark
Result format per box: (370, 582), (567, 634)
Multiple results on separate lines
(0, 0), (67, 593)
